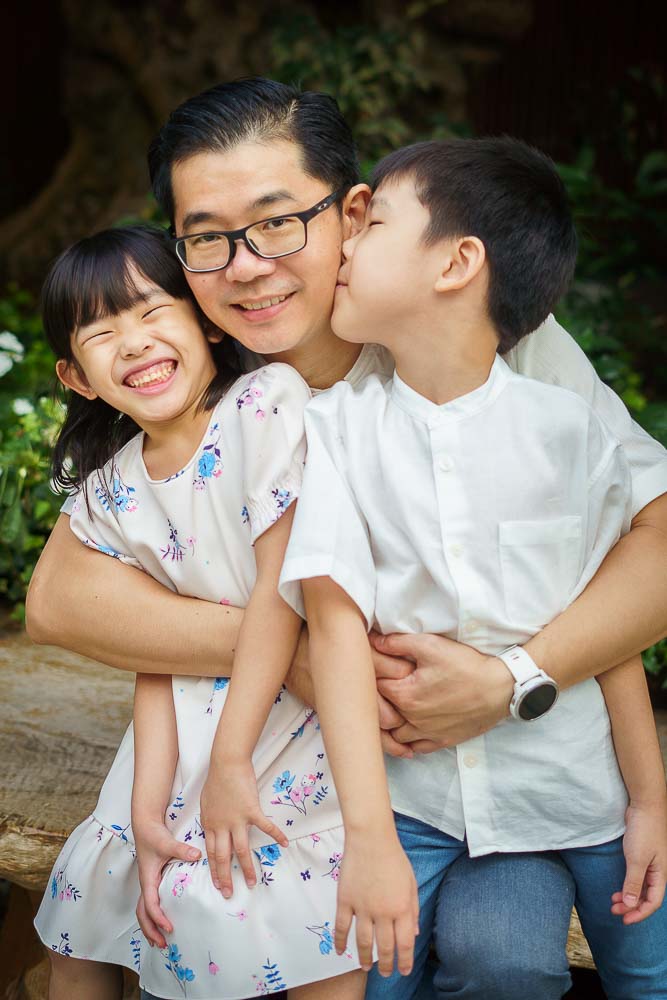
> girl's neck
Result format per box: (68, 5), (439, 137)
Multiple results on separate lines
(141, 405), (213, 480)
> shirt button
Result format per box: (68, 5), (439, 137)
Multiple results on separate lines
(462, 620), (480, 636)
(438, 455), (453, 472)
(463, 754), (479, 768)
(449, 543), (463, 558)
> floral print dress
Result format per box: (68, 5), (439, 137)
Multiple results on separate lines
(34, 364), (359, 999)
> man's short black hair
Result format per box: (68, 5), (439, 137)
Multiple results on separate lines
(372, 137), (577, 352)
(149, 77), (360, 225)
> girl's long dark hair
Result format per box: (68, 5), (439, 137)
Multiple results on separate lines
(43, 225), (241, 493)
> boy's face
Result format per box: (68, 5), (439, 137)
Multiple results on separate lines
(332, 176), (446, 348)
(171, 140), (351, 359)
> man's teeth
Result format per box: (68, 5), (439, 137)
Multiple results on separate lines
(238, 295), (288, 311)
(126, 361), (176, 388)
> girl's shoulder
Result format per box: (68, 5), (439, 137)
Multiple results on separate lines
(228, 363), (312, 418)
(81, 428), (144, 491)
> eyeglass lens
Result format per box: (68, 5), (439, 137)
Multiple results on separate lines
(179, 216), (307, 270)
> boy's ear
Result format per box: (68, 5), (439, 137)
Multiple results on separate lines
(434, 236), (486, 294)
(342, 184), (371, 240)
(55, 359), (98, 400)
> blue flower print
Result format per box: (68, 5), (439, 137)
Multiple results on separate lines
(252, 959), (286, 993)
(205, 676), (230, 714)
(307, 922), (334, 955)
(272, 488), (293, 514)
(193, 424), (223, 490)
(95, 473), (138, 514)
(162, 942), (195, 996)
(241, 505), (250, 524)
(160, 518), (194, 562)
(199, 451), (216, 477)
(273, 770), (295, 794)
(256, 843), (282, 867)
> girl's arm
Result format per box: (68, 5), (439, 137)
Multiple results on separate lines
(132, 673), (201, 947)
(200, 506), (299, 896)
(597, 655), (667, 924)
(26, 516), (245, 676)
(302, 576), (419, 978)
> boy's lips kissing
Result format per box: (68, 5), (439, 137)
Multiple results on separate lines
(123, 359), (177, 390)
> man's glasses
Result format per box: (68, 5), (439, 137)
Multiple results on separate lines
(172, 189), (345, 273)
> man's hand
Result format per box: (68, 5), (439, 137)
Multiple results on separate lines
(134, 818), (201, 948)
(371, 633), (513, 749)
(611, 798), (667, 925)
(201, 758), (288, 898)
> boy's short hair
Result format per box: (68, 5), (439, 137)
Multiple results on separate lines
(149, 77), (360, 225)
(372, 137), (577, 352)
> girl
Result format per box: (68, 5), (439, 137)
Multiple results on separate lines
(33, 225), (417, 1000)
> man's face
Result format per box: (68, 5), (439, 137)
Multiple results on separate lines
(171, 140), (347, 358)
(332, 175), (445, 348)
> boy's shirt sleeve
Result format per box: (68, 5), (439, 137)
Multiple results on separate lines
(235, 363), (311, 546)
(68, 471), (144, 571)
(507, 313), (667, 516)
(278, 384), (377, 626)
(568, 406), (633, 606)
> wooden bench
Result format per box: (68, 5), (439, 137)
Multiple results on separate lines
(1, 618), (665, 997)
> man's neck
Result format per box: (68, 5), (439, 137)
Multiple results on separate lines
(272, 329), (364, 390)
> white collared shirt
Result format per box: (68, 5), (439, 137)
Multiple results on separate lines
(280, 354), (632, 855)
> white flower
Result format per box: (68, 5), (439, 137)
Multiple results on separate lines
(12, 397), (34, 416)
(0, 331), (24, 355)
(0, 355), (12, 378)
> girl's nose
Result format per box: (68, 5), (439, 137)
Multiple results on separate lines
(119, 327), (155, 358)
(225, 241), (277, 283)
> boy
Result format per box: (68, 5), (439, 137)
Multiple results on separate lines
(280, 137), (667, 999)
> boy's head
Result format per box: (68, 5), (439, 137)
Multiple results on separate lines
(147, 77), (366, 358)
(333, 137), (577, 354)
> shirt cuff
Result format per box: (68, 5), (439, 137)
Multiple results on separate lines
(631, 459), (667, 518)
(279, 554), (375, 631)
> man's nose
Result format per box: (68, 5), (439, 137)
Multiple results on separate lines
(225, 241), (277, 283)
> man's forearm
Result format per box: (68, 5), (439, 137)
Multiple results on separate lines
(525, 493), (667, 688)
(26, 514), (244, 675)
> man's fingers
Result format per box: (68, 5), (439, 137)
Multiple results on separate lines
(380, 730), (414, 759)
(370, 643), (416, 681)
(334, 902), (353, 957)
(377, 693), (405, 730)
(391, 722), (422, 744)
(408, 738), (446, 754)
(254, 815), (289, 849)
(136, 894), (166, 949)
(231, 829), (256, 891)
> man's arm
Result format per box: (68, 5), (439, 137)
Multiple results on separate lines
(26, 514), (244, 676)
(377, 490), (667, 750)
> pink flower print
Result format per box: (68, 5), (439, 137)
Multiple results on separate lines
(125, 498), (139, 512)
(65, 886), (72, 900)
(212, 468), (223, 477)
(171, 873), (193, 897)
(310, 834), (321, 846)
(208, 951), (219, 975)
(228, 909), (248, 921)
(71, 498), (81, 514)
(250, 386), (263, 399)
(289, 787), (303, 805)
(219, 598), (231, 606)
(194, 480), (206, 492)
(301, 774), (317, 797)
(255, 408), (265, 421)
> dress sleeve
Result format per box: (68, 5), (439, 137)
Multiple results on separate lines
(279, 388), (377, 627)
(507, 314), (667, 516)
(235, 363), (311, 545)
(68, 470), (144, 571)
(568, 408), (633, 605)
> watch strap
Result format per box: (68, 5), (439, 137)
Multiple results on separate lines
(497, 645), (541, 686)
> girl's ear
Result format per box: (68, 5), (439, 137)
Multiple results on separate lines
(204, 322), (225, 346)
(342, 184), (371, 240)
(55, 359), (98, 400)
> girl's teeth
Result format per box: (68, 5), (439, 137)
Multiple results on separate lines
(239, 295), (287, 311)
(127, 361), (176, 387)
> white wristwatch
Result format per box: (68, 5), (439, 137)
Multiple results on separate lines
(497, 645), (559, 721)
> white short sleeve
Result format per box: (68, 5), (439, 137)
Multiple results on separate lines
(506, 314), (667, 516)
(60, 492), (77, 515)
(279, 386), (377, 626)
(69, 472), (144, 571)
(235, 363), (311, 545)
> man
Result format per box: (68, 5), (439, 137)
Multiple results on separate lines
(28, 78), (667, 999)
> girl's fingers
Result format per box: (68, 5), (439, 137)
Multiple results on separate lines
(142, 877), (173, 935)
(232, 828), (256, 890)
(136, 895), (166, 949)
(206, 829), (220, 890)
(375, 917), (396, 978)
(355, 915), (375, 972)
(254, 814), (289, 849)
(395, 913), (416, 977)
(334, 902), (353, 956)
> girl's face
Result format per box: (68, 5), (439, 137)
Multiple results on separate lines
(57, 272), (221, 432)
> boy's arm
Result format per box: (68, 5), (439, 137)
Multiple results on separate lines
(302, 576), (418, 977)
(200, 506), (298, 895)
(597, 655), (667, 924)
(132, 673), (201, 947)
(26, 514), (245, 676)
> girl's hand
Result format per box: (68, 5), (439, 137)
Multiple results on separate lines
(611, 798), (667, 924)
(200, 757), (288, 898)
(134, 817), (201, 948)
(335, 829), (419, 977)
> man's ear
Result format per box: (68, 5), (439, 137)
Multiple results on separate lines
(55, 359), (98, 400)
(342, 184), (371, 240)
(434, 236), (486, 293)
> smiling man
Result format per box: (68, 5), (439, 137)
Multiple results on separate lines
(28, 78), (667, 1000)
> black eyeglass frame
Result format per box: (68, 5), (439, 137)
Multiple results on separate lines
(171, 189), (346, 273)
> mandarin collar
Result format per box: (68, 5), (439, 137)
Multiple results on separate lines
(390, 354), (511, 426)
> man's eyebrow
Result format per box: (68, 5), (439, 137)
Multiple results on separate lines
(180, 190), (300, 233)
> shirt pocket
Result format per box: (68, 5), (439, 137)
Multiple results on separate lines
(499, 515), (582, 628)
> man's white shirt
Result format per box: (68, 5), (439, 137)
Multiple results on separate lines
(280, 350), (637, 855)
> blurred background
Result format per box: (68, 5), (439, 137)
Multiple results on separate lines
(2, 0), (666, 692)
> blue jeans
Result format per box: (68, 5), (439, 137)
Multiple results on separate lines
(367, 813), (667, 1000)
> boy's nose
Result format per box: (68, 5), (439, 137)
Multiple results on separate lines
(225, 241), (277, 283)
(341, 232), (358, 261)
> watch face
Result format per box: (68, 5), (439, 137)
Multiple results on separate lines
(518, 682), (558, 721)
